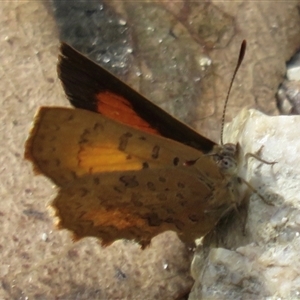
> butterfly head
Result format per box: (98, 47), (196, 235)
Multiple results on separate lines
(210, 143), (240, 175)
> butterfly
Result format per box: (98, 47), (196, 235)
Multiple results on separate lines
(25, 41), (248, 249)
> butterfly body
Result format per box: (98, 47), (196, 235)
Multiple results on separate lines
(25, 44), (247, 248)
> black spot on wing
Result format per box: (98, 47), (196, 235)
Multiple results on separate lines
(174, 219), (184, 230)
(147, 182), (156, 191)
(146, 212), (162, 226)
(119, 132), (133, 151)
(173, 157), (179, 166)
(188, 214), (199, 222)
(151, 145), (160, 159)
(159, 176), (166, 182)
(119, 175), (139, 188)
(142, 162), (149, 169)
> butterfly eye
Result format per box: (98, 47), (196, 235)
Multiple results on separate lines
(219, 156), (237, 173)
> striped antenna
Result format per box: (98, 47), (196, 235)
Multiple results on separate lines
(220, 40), (247, 145)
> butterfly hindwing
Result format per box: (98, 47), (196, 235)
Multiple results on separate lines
(58, 43), (216, 153)
(53, 161), (231, 248)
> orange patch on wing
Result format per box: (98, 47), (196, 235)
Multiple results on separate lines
(96, 91), (160, 135)
(83, 208), (147, 229)
(78, 146), (144, 173)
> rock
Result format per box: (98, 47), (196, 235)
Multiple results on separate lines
(189, 109), (300, 299)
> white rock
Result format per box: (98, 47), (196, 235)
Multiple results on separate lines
(189, 109), (300, 299)
(287, 66), (300, 81)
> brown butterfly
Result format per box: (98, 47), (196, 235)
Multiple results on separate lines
(25, 41), (248, 248)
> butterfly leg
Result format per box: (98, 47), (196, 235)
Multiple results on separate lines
(242, 145), (276, 206)
(238, 176), (274, 206)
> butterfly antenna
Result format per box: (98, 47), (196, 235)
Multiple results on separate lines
(220, 40), (247, 145)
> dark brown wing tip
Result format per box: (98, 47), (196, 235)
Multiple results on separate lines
(58, 43), (100, 112)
